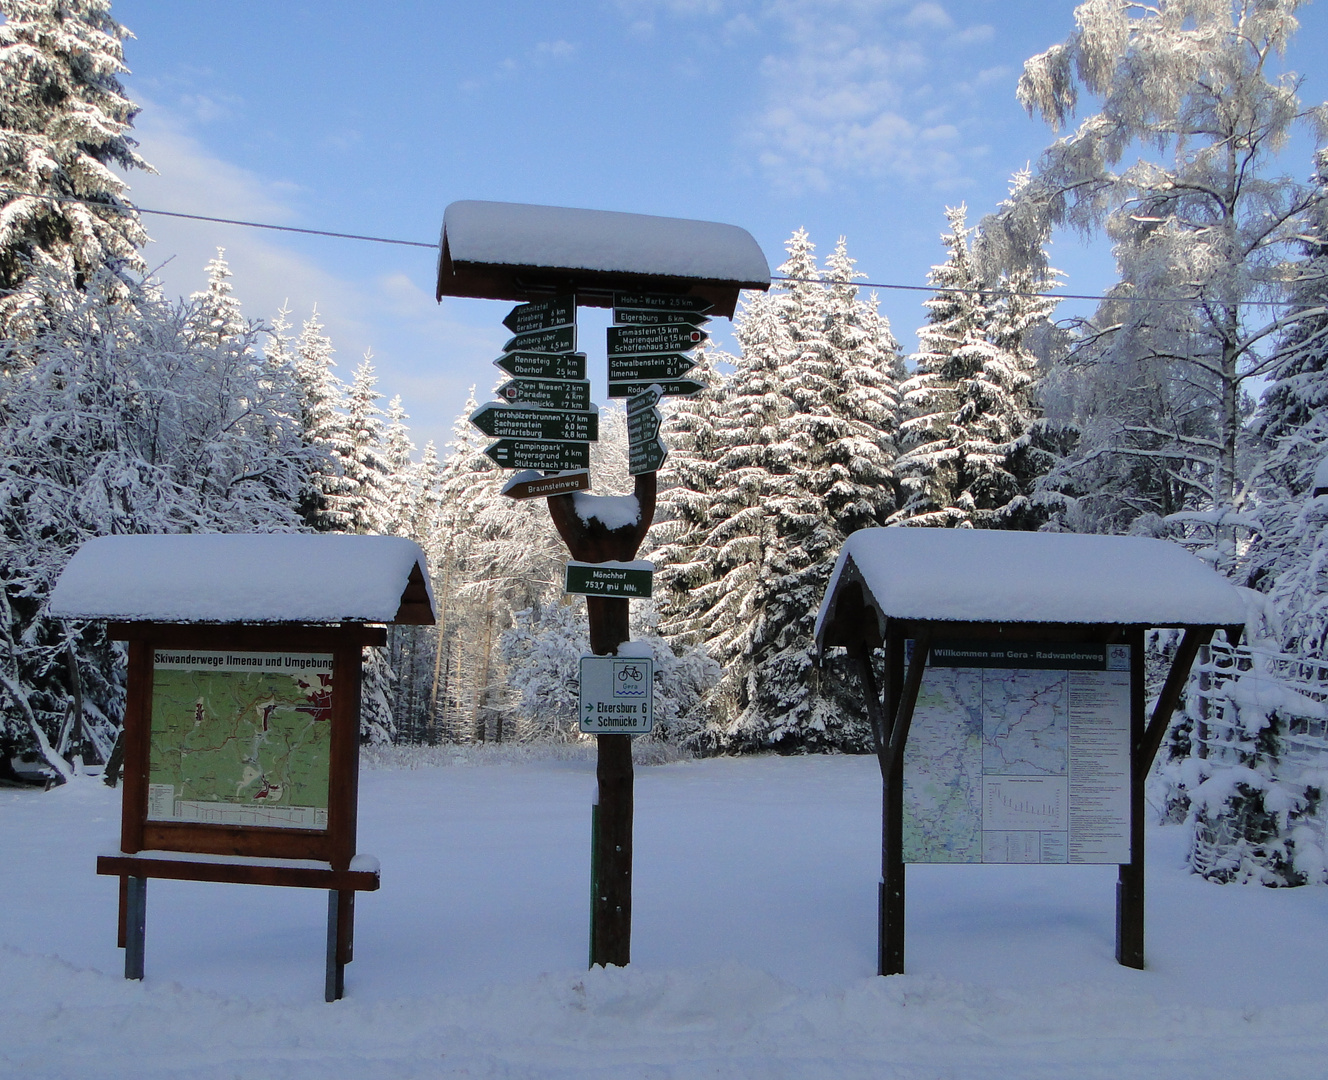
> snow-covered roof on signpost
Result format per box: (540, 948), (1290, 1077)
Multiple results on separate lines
(49, 534), (435, 625)
(437, 200), (770, 318)
(815, 529), (1248, 649)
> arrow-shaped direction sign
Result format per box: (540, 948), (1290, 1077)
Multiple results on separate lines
(485, 439), (591, 472)
(503, 295), (575, 335)
(500, 468), (591, 500)
(614, 292), (713, 314)
(626, 384), (663, 415)
(628, 436), (668, 476)
(565, 560), (654, 599)
(470, 402), (598, 442)
(503, 324), (577, 355)
(494, 351), (587, 381)
(609, 378), (707, 399)
(627, 407), (661, 446)
(613, 308), (709, 328)
(608, 353), (699, 383)
(607, 323), (707, 357)
(497, 378), (591, 411)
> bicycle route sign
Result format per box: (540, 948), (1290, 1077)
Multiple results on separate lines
(579, 655), (654, 734)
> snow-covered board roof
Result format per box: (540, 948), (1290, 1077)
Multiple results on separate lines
(437, 200), (770, 318)
(49, 534), (435, 625)
(815, 529), (1247, 647)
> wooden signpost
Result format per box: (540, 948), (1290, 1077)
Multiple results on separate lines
(48, 533), (435, 1002)
(439, 200), (770, 968)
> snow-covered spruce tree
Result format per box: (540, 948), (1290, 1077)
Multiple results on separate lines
(340, 354), (398, 744)
(0, 264), (309, 780)
(288, 307), (354, 532)
(380, 396), (418, 539)
(188, 248), (244, 347)
(0, 0), (151, 333)
(983, 0), (1328, 555)
(341, 353), (391, 536)
(652, 229), (902, 752)
(647, 341), (729, 617)
(892, 203), (1059, 529)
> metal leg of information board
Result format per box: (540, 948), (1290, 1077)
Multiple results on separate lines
(124, 876), (146, 980)
(325, 890), (346, 1002)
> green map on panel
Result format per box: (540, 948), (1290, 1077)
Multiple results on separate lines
(147, 651), (333, 830)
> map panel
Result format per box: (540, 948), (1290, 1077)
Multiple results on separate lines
(902, 643), (1131, 865)
(147, 650), (333, 830)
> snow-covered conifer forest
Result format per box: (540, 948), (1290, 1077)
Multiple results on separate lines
(5, 0), (1328, 894)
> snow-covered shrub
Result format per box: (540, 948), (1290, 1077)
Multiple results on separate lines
(1161, 641), (1328, 886)
(497, 600), (720, 747)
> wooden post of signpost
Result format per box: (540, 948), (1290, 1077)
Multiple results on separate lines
(548, 472), (657, 967)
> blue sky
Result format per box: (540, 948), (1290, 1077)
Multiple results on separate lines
(110, 0), (1328, 451)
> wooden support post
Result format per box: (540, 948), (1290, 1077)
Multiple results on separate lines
(124, 876), (146, 980)
(593, 730), (633, 966)
(876, 624), (930, 976)
(1117, 625), (1215, 969)
(1116, 626), (1148, 969)
(548, 471), (656, 969)
(588, 800), (600, 966)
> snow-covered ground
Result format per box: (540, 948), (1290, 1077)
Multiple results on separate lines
(4, 750), (1328, 1078)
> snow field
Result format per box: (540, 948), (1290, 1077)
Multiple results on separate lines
(4, 752), (1328, 1078)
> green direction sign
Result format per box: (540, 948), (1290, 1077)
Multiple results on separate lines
(497, 378), (591, 411)
(613, 308), (709, 327)
(626, 385), (663, 415)
(470, 402), (598, 442)
(485, 439), (591, 471)
(579, 655), (654, 734)
(609, 379), (706, 399)
(627, 408), (661, 446)
(503, 324), (577, 355)
(628, 436), (668, 476)
(608, 353), (699, 383)
(494, 351), (587, 380)
(565, 560), (654, 599)
(607, 323), (707, 357)
(614, 292), (713, 314)
(503, 295), (575, 335)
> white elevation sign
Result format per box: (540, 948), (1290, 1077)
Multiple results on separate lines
(579, 656), (654, 734)
(902, 641), (1132, 864)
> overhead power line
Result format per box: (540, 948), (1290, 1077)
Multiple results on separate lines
(0, 186), (1308, 306)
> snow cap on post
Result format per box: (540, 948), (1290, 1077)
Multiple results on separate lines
(815, 529), (1249, 650)
(50, 534), (435, 625)
(437, 200), (770, 318)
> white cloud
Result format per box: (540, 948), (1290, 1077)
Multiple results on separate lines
(535, 39), (576, 59)
(903, 3), (954, 31)
(742, 4), (969, 191)
(950, 23), (995, 46)
(734, 1), (1012, 193)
